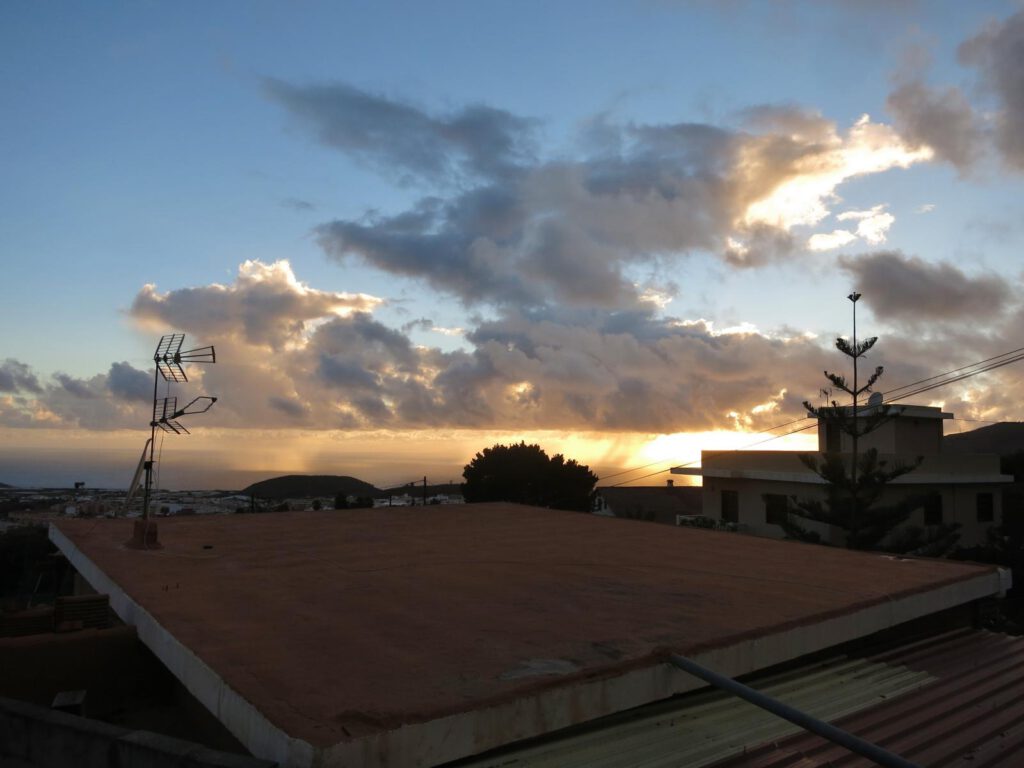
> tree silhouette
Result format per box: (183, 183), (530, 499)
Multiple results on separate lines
(782, 298), (957, 552)
(462, 442), (598, 511)
(781, 449), (924, 549)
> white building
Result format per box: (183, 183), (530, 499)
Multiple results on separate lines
(672, 404), (1013, 548)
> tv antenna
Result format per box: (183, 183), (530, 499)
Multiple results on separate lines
(127, 333), (216, 548)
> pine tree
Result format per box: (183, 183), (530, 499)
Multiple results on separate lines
(780, 294), (956, 551)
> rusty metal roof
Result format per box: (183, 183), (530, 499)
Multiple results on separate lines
(455, 628), (1024, 768)
(714, 628), (1024, 768)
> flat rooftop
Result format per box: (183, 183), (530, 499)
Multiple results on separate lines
(51, 505), (1008, 767)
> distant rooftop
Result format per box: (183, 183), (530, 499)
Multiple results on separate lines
(51, 505), (1008, 768)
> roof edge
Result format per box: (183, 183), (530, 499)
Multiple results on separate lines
(47, 523), (315, 768)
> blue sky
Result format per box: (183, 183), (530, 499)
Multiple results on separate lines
(2, 1), (1023, 488)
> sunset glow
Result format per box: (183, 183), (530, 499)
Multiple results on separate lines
(2, 3), (1023, 489)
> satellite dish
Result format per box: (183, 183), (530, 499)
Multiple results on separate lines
(868, 391), (883, 407)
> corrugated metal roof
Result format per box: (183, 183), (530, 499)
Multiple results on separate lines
(455, 629), (1024, 768)
(456, 647), (935, 767)
(714, 628), (1024, 768)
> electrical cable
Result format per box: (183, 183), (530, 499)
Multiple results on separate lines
(598, 415), (815, 481)
(881, 346), (1024, 401)
(604, 344), (1024, 487)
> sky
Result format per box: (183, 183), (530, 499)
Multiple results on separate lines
(2, 1), (1024, 490)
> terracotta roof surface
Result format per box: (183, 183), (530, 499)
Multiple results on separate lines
(51, 505), (1001, 757)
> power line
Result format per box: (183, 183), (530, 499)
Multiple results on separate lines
(881, 346), (1024, 401)
(597, 414), (815, 483)
(604, 344), (1024, 487)
(883, 351), (1024, 404)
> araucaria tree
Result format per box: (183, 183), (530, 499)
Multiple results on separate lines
(462, 442), (598, 512)
(782, 293), (925, 550)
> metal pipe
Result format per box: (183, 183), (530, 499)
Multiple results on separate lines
(668, 654), (920, 768)
(142, 364), (160, 523)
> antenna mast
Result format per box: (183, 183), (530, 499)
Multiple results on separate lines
(131, 334), (217, 549)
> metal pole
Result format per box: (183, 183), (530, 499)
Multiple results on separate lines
(142, 365), (159, 522)
(849, 292), (860, 547)
(669, 654), (919, 768)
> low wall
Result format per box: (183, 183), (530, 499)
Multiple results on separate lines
(0, 695), (276, 768)
(0, 626), (138, 715)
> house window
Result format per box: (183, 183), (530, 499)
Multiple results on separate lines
(977, 493), (994, 523)
(764, 494), (788, 526)
(721, 490), (739, 524)
(924, 493), (943, 526)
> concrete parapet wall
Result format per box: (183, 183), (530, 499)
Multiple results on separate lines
(0, 696), (276, 768)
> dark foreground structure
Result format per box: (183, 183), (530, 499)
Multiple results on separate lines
(41, 504), (1015, 767)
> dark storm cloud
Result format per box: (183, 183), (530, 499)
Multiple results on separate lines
(841, 251), (1010, 323)
(262, 78), (537, 182)
(0, 359), (42, 394)
(960, 11), (1024, 171)
(887, 81), (982, 173)
(106, 362), (151, 403)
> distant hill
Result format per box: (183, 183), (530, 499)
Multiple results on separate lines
(242, 475), (379, 499)
(944, 422), (1024, 456)
(0, 482), (11, 489)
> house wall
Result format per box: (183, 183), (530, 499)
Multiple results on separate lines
(699, 478), (1002, 549)
(816, 415), (944, 455)
(700, 478), (835, 542)
(894, 418), (944, 455)
(701, 450), (1003, 481)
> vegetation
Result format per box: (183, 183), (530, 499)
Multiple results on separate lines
(781, 450), (927, 549)
(462, 442), (598, 511)
(333, 494), (373, 510)
(241, 474), (378, 500)
(782, 320), (959, 553)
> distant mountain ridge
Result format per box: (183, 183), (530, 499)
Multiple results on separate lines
(240, 474), (464, 499)
(242, 475), (379, 499)
(944, 422), (1024, 455)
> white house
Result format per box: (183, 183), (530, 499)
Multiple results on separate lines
(672, 404), (1013, 548)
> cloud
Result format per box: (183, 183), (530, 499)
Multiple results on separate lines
(806, 205), (895, 252)
(281, 197), (315, 212)
(841, 250), (1011, 323)
(885, 10), (1024, 174)
(292, 82), (928, 305)
(886, 80), (982, 172)
(960, 11), (1024, 171)
(55, 373), (98, 399)
(837, 205), (894, 245)
(106, 362), (151, 402)
(268, 395), (309, 419)
(262, 78), (537, 183)
(3, 367), (152, 431)
(738, 113), (930, 232)
(0, 359), (42, 394)
(6, 257), (1024, 433)
(130, 260), (382, 350)
(807, 229), (857, 251)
